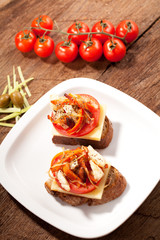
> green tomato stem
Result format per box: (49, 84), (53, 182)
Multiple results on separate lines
(31, 20), (126, 41)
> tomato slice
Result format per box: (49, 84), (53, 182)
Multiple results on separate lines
(50, 148), (100, 194)
(52, 94), (100, 137)
(70, 179), (96, 194)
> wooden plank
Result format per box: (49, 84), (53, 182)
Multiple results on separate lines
(0, 0), (160, 239)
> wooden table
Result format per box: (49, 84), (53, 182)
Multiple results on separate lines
(0, 0), (160, 239)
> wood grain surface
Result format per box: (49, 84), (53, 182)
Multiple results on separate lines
(0, 0), (160, 239)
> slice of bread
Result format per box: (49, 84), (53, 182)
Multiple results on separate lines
(45, 166), (126, 206)
(52, 116), (113, 149)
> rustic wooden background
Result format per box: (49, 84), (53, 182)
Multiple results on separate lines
(0, 0), (160, 239)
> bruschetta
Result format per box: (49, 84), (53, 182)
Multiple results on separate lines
(48, 93), (113, 149)
(45, 146), (126, 206)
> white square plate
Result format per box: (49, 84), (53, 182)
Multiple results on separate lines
(0, 78), (160, 238)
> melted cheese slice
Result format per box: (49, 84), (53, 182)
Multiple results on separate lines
(52, 104), (106, 141)
(51, 162), (111, 200)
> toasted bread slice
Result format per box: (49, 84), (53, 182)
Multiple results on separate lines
(52, 116), (113, 149)
(45, 166), (126, 206)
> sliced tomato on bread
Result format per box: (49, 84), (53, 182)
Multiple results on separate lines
(48, 93), (100, 137)
(45, 146), (127, 206)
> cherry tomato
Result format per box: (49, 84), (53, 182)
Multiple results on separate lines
(53, 94), (100, 137)
(55, 40), (78, 63)
(116, 20), (139, 43)
(91, 20), (115, 44)
(34, 35), (54, 58)
(67, 21), (90, 45)
(31, 15), (53, 36)
(79, 38), (103, 62)
(103, 38), (126, 62)
(15, 30), (36, 53)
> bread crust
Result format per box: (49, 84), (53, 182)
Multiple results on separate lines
(52, 116), (113, 149)
(45, 166), (126, 206)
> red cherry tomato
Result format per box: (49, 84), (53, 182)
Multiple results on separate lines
(67, 22), (90, 45)
(15, 30), (36, 53)
(79, 38), (103, 62)
(116, 20), (139, 43)
(31, 15), (53, 36)
(55, 40), (78, 63)
(34, 35), (54, 58)
(103, 38), (126, 62)
(91, 20), (115, 44)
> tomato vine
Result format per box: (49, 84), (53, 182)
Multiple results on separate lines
(15, 15), (139, 63)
